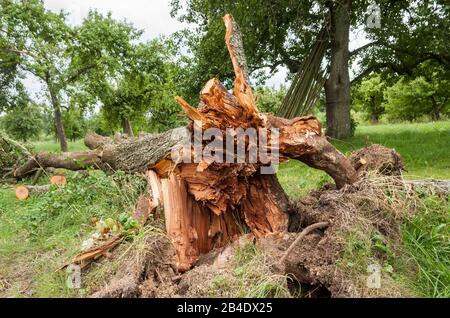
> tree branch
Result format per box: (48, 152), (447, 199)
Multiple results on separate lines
(349, 40), (380, 58)
(64, 63), (97, 85)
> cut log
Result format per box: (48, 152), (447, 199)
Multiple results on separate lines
(15, 184), (51, 200)
(50, 175), (67, 186)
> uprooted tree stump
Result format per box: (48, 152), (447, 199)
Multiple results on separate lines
(12, 14), (362, 271)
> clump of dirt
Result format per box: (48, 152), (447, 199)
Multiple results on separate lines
(349, 144), (404, 176)
(263, 173), (417, 297)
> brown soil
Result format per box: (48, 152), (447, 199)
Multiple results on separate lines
(90, 223), (178, 298)
(349, 144), (404, 176)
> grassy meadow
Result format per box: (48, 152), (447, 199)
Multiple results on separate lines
(0, 121), (448, 297)
(278, 121), (450, 196)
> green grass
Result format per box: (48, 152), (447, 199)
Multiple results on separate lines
(401, 194), (450, 297)
(0, 171), (145, 297)
(278, 121), (450, 196)
(32, 139), (87, 153)
(336, 191), (449, 298)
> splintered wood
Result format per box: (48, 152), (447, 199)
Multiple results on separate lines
(148, 14), (358, 271)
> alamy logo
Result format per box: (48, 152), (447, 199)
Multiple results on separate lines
(367, 263), (381, 289)
(170, 121), (280, 174)
(366, 3), (381, 29)
(66, 264), (81, 289)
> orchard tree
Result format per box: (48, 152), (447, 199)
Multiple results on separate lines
(145, 57), (189, 132)
(0, 33), (22, 112)
(356, 1), (449, 83)
(81, 39), (187, 134)
(0, 0), (140, 151)
(384, 75), (449, 122)
(352, 74), (387, 124)
(171, 0), (449, 139)
(62, 106), (87, 141)
(3, 98), (43, 141)
(254, 86), (287, 114)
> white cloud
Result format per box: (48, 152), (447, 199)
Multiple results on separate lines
(43, 0), (186, 40)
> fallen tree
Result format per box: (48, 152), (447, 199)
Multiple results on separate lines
(12, 14), (365, 271)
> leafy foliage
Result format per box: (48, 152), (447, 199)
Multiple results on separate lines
(0, 0), (141, 148)
(352, 74), (387, 123)
(254, 86), (286, 114)
(384, 75), (450, 121)
(76, 34), (189, 133)
(2, 101), (43, 141)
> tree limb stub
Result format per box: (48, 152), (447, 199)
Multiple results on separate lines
(13, 150), (102, 178)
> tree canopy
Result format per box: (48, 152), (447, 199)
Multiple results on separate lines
(170, 0), (449, 138)
(0, 0), (141, 150)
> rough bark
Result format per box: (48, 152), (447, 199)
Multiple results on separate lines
(47, 83), (68, 152)
(121, 117), (134, 137)
(325, 0), (352, 139)
(13, 150), (102, 178)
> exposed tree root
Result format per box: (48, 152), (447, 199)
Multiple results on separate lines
(279, 221), (329, 264)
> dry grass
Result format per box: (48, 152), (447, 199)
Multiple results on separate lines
(332, 172), (449, 297)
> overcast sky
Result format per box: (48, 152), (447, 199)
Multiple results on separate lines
(44, 0), (185, 40)
(23, 0), (368, 99)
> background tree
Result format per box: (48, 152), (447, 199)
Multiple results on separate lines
(254, 86), (287, 114)
(352, 74), (387, 124)
(2, 99), (43, 141)
(355, 0), (449, 83)
(81, 38), (188, 134)
(171, 0), (449, 138)
(0, 0), (140, 151)
(384, 75), (449, 122)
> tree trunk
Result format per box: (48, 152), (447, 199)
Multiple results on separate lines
(430, 97), (441, 121)
(48, 85), (68, 152)
(325, 0), (352, 139)
(121, 117), (134, 137)
(15, 14), (359, 271)
(370, 96), (379, 124)
(371, 114), (379, 124)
